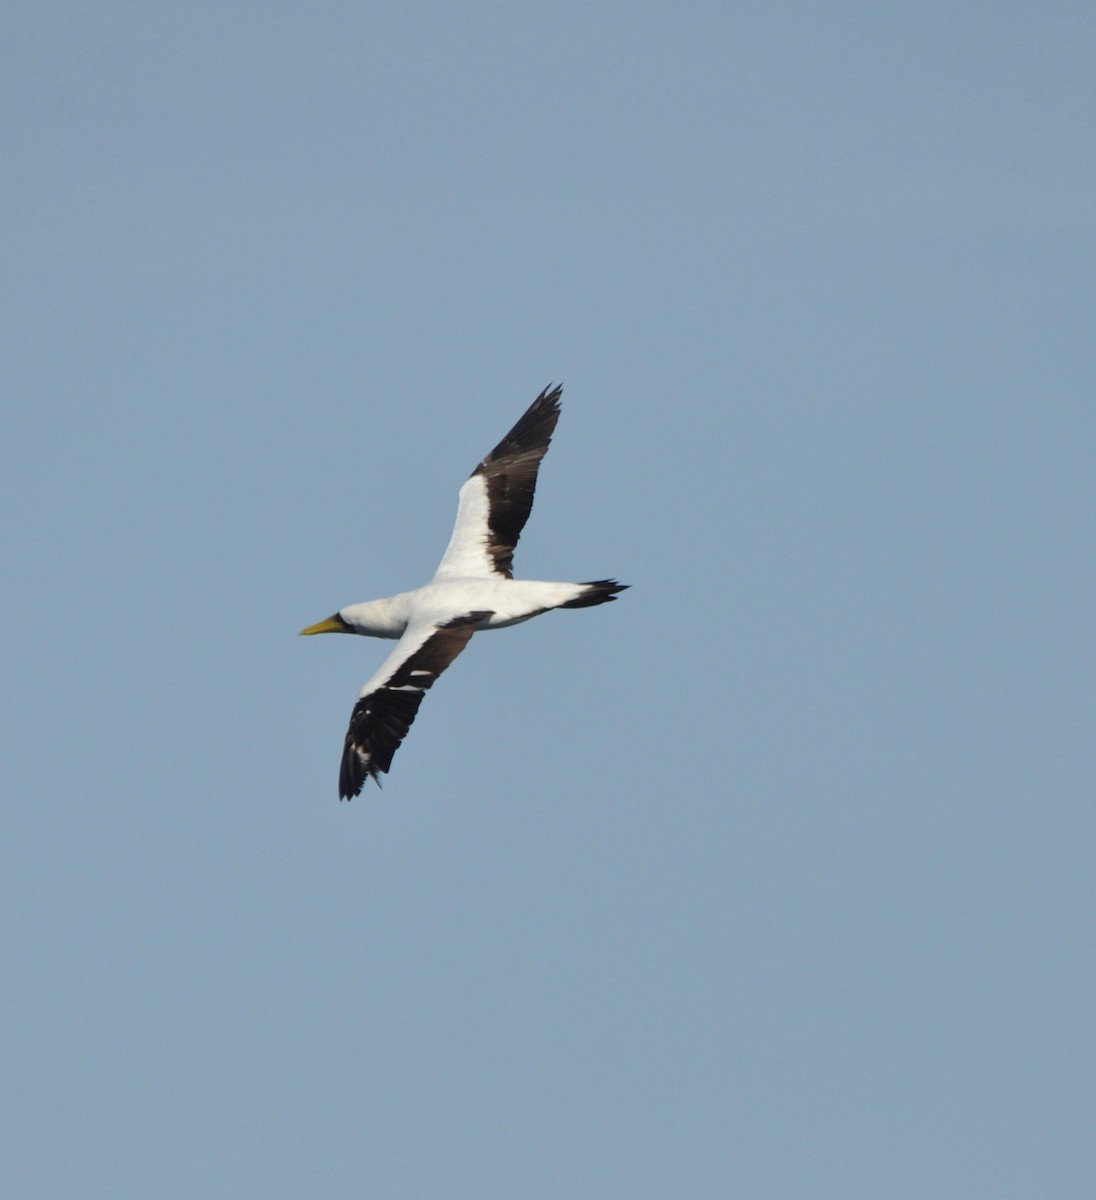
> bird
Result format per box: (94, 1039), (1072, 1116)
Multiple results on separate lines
(300, 384), (628, 798)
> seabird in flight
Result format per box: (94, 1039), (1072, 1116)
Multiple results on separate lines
(301, 385), (628, 798)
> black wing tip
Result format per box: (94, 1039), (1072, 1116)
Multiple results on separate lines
(476, 384), (564, 474)
(526, 382), (563, 425)
(339, 750), (381, 799)
(535, 381), (563, 408)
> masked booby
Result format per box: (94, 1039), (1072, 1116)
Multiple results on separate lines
(301, 384), (628, 798)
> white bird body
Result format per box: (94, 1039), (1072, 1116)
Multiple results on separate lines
(341, 577), (597, 639)
(301, 385), (627, 797)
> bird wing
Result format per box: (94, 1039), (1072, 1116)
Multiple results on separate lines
(338, 611), (492, 798)
(432, 384), (562, 580)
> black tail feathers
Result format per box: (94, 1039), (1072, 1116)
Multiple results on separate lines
(559, 579), (630, 609)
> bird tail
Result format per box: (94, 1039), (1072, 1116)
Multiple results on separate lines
(558, 579), (630, 608)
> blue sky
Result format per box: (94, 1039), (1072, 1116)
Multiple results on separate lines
(3, 3), (1094, 1196)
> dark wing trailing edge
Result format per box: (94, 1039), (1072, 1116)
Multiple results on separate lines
(472, 383), (562, 578)
(338, 612), (492, 798)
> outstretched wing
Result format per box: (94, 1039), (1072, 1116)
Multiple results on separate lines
(433, 384), (562, 580)
(339, 611), (492, 798)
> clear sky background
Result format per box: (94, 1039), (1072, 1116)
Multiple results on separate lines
(3, 3), (1093, 1197)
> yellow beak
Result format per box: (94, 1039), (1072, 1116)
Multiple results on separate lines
(299, 614), (350, 636)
